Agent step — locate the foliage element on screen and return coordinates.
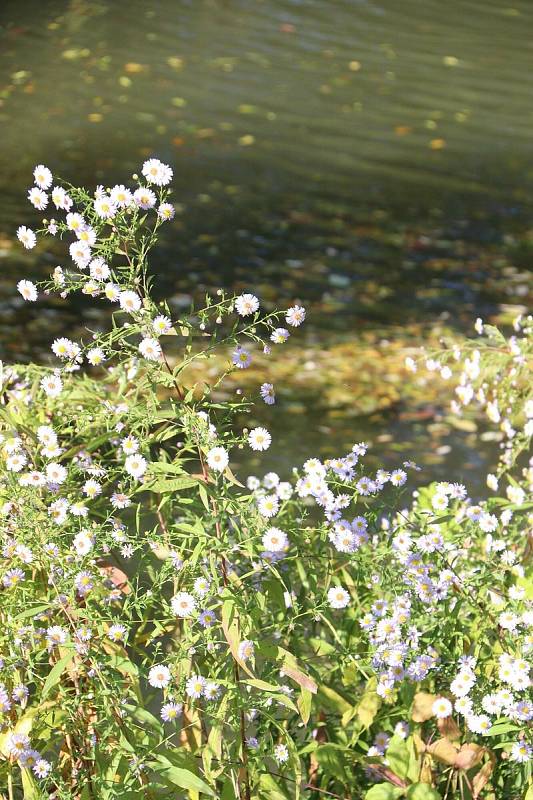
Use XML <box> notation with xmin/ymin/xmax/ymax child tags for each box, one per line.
<box><xmin>0</xmin><ymin>162</ymin><xmax>531</xmax><ymax>799</ymax></box>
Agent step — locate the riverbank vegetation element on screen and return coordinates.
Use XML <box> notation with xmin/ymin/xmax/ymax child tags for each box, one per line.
<box><xmin>1</xmin><ymin>161</ymin><xmax>531</xmax><ymax>799</ymax></box>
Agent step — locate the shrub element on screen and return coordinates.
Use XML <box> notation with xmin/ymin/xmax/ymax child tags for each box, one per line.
<box><xmin>1</xmin><ymin>161</ymin><xmax>531</xmax><ymax>799</ymax></box>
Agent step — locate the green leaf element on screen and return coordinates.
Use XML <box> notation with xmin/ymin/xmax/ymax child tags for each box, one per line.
<box><xmin>20</xmin><ymin>767</ymin><xmax>40</xmax><ymax>799</ymax></box>
<box><xmin>357</xmin><ymin>676</ymin><xmax>381</xmax><ymax>728</ymax></box>
<box><xmin>386</xmin><ymin>734</ymin><xmax>410</xmax><ymax>780</ymax></box>
<box><xmin>486</xmin><ymin>721</ymin><xmax>521</xmax><ymax>737</ymax></box>
<box><xmin>41</xmin><ymin>650</ymin><xmax>76</xmax><ymax>699</ymax></box>
<box><xmin>406</xmin><ymin>785</ymin><xmax>442</xmax><ymax>800</ymax></box>
<box><xmin>365</xmin><ymin>785</ymin><xmax>405</xmax><ymax>799</ymax></box>
<box><xmin>317</xmin><ymin>685</ymin><xmax>351</xmax><ymax>715</ymax></box>
<box><xmin>141</xmin><ymin>476</ymin><xmax>199</xmax><ymax>494</ymax></box>
<box><xmin>298</xmin><ymin>687</ymin><xmax>313</xmax><ymax>724</ymax></box>
<box><xmin>258</xmin><ymin>773</ymin><xmax>291</xmax><ymax>800</ymax></box>
<box><xmin>156</xmin><ymin>765</ymin><xmax>215</xmax><ymax>796</ymax></box>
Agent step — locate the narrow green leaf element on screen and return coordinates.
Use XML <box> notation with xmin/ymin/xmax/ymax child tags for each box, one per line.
<box><xmin>41</xmin><ymin>651</ymin><xmax>76</xmax><ymax>699</ymax></box>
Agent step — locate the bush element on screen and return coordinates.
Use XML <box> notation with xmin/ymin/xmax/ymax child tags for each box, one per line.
<box><xmin>1</xmin><ymin>161</ymin><xmax>531</xmax><ymax>799</ymax></box>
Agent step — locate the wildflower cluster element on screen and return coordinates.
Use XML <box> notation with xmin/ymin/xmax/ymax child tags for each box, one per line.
<box><xmin>1</xmin><ymin>162</ymin><xmax>531</xmax><ymax>799</ymax></box>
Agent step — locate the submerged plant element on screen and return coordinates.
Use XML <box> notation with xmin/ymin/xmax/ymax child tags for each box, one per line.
<box><xmin>0</xmin><ymin>161</ymin><xmax>530</xmax><ymax>799</ymax></box>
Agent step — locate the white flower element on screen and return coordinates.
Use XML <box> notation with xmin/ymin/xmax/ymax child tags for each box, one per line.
<box><xmin>148</xmin><ymin>664</ymin><xmax>171</xmax><ymax>688</ymax></box>
<box><xmin>51</xmin><ymin>337</ymin><xmax>79</xmax><ymax>359</ymax></box>
<box><xmin>89</xmin><ymin>257</ymin><xmax>111</xmax><ymax>282</ymax></box>
<box><xmin>153</xmin><ymin>315</ymin><xmax>172</xmax><ymax>335</ymax></box>
<box><xmin>186</xmin><ymin>674</ymin><xmax>206</xmax><ymax>698</ymax></box>
<box><xmin>193</xmin><ymin>577</ymin><xmax>211</xmax><ymax>597</ymax></box>
<box><xmin>260</xmin><ymin>382</ymin><xmax>275</xmax><ymax>405</ymax></box>
<box><xmin>17</xmin><ymin>226</ymin><xmax>36</xmax><ymax>249</ymax></box>
<box><xmin>73</xmin><ymin>531</ymin><xmax>94</xmax><ymax>556</ymax></box>
<box><xmin>33</xmin><ymin>164</ymin><xmax>53</xmax><ymax>189</ymax></box>
<box><xmin>234</xmin><ymin>294</ymin><xmax>259</xmax><ymax>316</ymax></box>
<box><xmin>40</xmin><ymin>374</ymin><xmax>63</xmax><ymax>397</ymax></box>
<box><xmin>17</xmin><ymin>280</ymin><xmax>38</xmax><ymax>301</ymax></box>
<box><xmin>46</xmin><ymin>462</ymin><xmax>67</xmax><ymax>484</ymax></box>
<box><xmin>28</xmin><ymin>187</ymin><xmax>48</xmax><ymax>210</ymax></box>
<box><xmin>83</xmin><ymin>479</ymin><xmax>102</xmax><ymax>499</ymax></box>
<box><xmin>94</xmin><ymin>195</ymin><xmax>117</xmax><ymax>219</ymax></box>
<box><xmin>87</xmin><ymin>348</ymin><xmax>105</xmax><ymax>366</ymax></box>
<box><xmin>171</xmin><ymin>591</ymin><xmax>196</xmax><ymax>618</ymax></box>
<box><xmin>273</xmin><ymin>743</ymin><xmax>289</xmax><ymax>763</ymax></box>
<box><xmin>206</xmin><ymin>446</ymin><xmax>229</xmax><ymax>472</ymax></box>
<box><xmin>158</xmin><ymin>202</ymin><xmax>175</xmax><ymax>220</ymax></box>
<box><xmin>138</xmin><ymin>337</ymin><xmax>162</xmax><ymax>361</ymax></box>
<box><xmin>390</xmin><ymin>469</ymin><xmax>407</xmax><ymax>487</ymax></box>
<box><xmin>121</xmin><ymin>436</ymin><xmax>139</xmax><ymax>454</ymax></box>
<box><xmin>238</xmin><ymin>640</ymin><xmax>254</xmax><ymax>661</ymax></box>
<box><xmin>432</xmin><ymin>697</ymin><xmax>453</xmax><ymax>719</ymax></box>
<box><xmin>270</xmin><ymin>328</ymin><xmax>289</xmax><ymax>344</ymax></box>
<box><xmin>105</xmin><ymin>283</ymin><xmax>121</xmax><ymax>302</ymax></box>
<box><xmin>110</xmin><ymin>184</ymin><xmax>133</xmax><ymax>208</ymax></box>
<box><xmin>248</xmin><ymin>427</ymin><xmax>271</xmax><ymax>451</ymax></box>
<box><xmin>119</xmin><ymin>290</ymin><xmax>142</xmax><ymax>313</ymax></box>
<box><xmin>142</xmin><ymin>158</ymin><xmax>173</xmax><ymax>186</ymax></box>
<box><xmin>69</xmin><ymin>240</ymin><xmax>91</xmax><ymax>268</ymax></box>
<box><xmin>133</xmin><ymin>187</ymin><xmax>157</xmax><ymax>209</ymax></box>
<box><xmin>51</xmin><ymin>186</ymin><xmax>72</xmax><ymax>211</ymax></box>
<box><xmin>506</xmin><ymin>485</ymin><xmax>525</xmax><ymax>505</ymax></box>
<box><xmin>66</xmin><ymin>212</ymin><xmax>85</xmax><ymax>232</ymax></box>
<box><xmin>257</xmin><ymin>495</ymin><xmax>279</xmax><ymax>518</ymax></box>
<box><xmin>285</xmin><ymin>305</ymin><xmax>306</xmax><ymax>327</ymax></box>
<box><xmin>262</xmin><ymin>527</ymin><xmax>288</xmax><ymax>553</ymax></box>
<box><xmin>510</xmin><ymin>741</ymin><xmax>531</xmax><ymax>763</ymax></box>
<box><xmin>327</xmin><ymin>586</ymin><xmax>350</xmax><ymax>609</ymax></box>
<box><xmin>124</xmin><ymin>454</ymin><xmax>147</xmax><ymax>479</ymax></box>
<box><xmin>6</xmin><ymin>454</ymin><xmax>27</xmax><ymax>472</ymax></box>
<box><xmin>432</xmin><ymin>492</ymin><xmax>449</xmax><ymax>511</ymax></box>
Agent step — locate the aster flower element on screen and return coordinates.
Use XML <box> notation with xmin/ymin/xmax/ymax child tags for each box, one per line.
<box><xmin>285</xmin><ymin>305</ymin><xmax>305</xmax><ymax>327</ymax></box>
<box><xmin>248</xmin><ymin>427</ymin><xmax>271</xmax><ymax>451</ymax></box>
<box><xmin>270</xmin><ymin>328</ymin><xmax>289</xmax><ymax>344</ymax></box>
<box><xmin>17</xmin><ymin>279</ymin><xmax>38</xmax><ymax>301</ymax></box>
<box><xmin>107</xmin><ymin>624</ymin><xmax>127</xmax><ymax>642</ymax></box>
<box><xmin>232</xmin><ymin>348</ymin><xmax>251</xmax><ymax>369</ymax></box>
<box><xmin>94</xmin><ymin>195</ymin><xmax>117</xmax><ymax>219</ymax></box>
<box><xmin>260</xmin><ymin>382</ymin><xmax>275</xmax><ymax>404</ymax></box>
<box><xmin>273</xmin><ymin>743</ymin><xmax>289</xmax><ymax>763</ymax></box>
<box><xmin>234</xmin><ymin>293</ymin><xmax>259</xmax><ymax>316</ymax></box>
<box><xmin>33</xmin><ymin>164</ymin><xmax>53</xmax><ymax>189</ymax></box>
<box><xmin>327</xmin><ymin>586</ymin><xmax>350</xmax><ymax>609</ymax></box>
<box><xmin>28</xmin><ymin>187</ymin><xmax>48</xmax><ymax>210</ymax></box>
<box><xmin>158</xmin><ymin>202</ymin><xmax>175</xmax><ymax>220</ymax></box>
<box><xmin>206</xmin><ymin>446</ymin><xmax>229</xmax><ymax>472</ymax></box>
<box><xmin>148</xmin><ymin>665</ymin><xmax>171</xmax><ymax>688</ymax></box>
<box><xmin>119</xmin><ymin>290</ymin><xmax>142</xmax><ymax>313</ymax></box>
<box><xmin>262</xmin><ymin>527</ymin><xmax>288</xmax><ymax>553</ymax></box>
<box><xmin>17</xmin><ymin>226</ymin><xmax>36</xmax><ymax>249</ymax></box>
<box><xmin>138</xmin><ymin>337</ymin><xmax>162</xmax><ymax>361</ymax></box>
<box><xmin>432</xmin><ymin>697</ymin><xmax>453</xmax><ymax>719</ymax></box>
<box><xmin>186</xmin><ymin>675</ymin><xmax>206</xmax><ymax>699</ymax></box>
<box><xmin>171</xmin><ymin>591</ymin><xmax>196</xmax><ymax>618</ymax></box>
<box><xmin>133</xmin><ymin>187</ymin><xmax>157</xmax><ymax>209</ymax></box>
<box><xmin>142</xmin><ymin>158</ymin><xmax>173</xmax><ymax>186</ymax></box>
<box><xmin>161</xmin><ymin>702</ymin><xmax>182</xmax><ymax>722</ymax></box>
<box><xmin>110</xmin><ymin>184</ymin><xmax>133</xmax><ymax>208</ymax></box>
<box><xmin>124</xmin><ymin>454</ymin><xmax>147</xmax><ymax>479</ymax></box>
<box><xmin>238</xmin><ymin>640</ymin><xmax>255</xmax><ymax>661</ymax></box>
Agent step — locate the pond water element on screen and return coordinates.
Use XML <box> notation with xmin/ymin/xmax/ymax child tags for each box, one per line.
<box><xmin>0</xmin><ymin>0</ymin><xmax>532</xmax><ymax>490</ymax></box>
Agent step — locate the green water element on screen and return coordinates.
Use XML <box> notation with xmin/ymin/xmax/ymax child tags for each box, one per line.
<box><xmin>0</xmin><ymin>0</ymin><xmax>532</xmax><ymax>487</ymax></box>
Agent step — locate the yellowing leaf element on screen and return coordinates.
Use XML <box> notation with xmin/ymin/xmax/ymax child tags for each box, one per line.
<box><xmin>411</xmin><ymin>692</ymin><xmax>436</xmax><ymax>723</ymax></box>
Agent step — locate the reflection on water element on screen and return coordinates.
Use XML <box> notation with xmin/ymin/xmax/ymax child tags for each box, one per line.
<box><xmin>0</xmin><ymin>0</ymin><xmax>532</xmax><ymax>489</ymax></box>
